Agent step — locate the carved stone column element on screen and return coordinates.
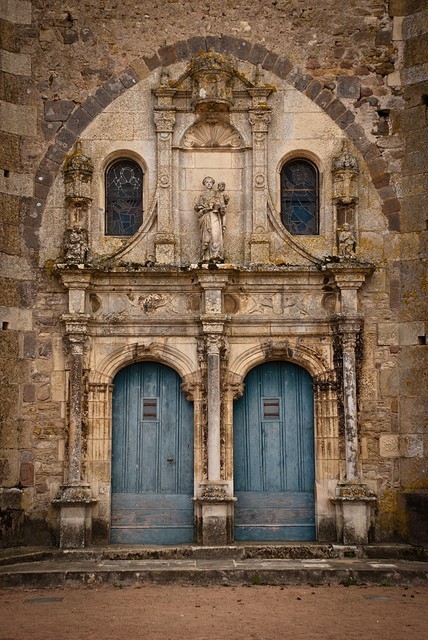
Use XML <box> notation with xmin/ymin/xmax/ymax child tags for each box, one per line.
<box><xmin>195</xmin><ymin>272</ymin><xmax>235</xmax><ymax>544</ymax></box>
<box><xmin>53</xmin><ymin>271</ymin><xmax>95</xmax><ymax>548</ymax></box>
<box><xmin>336</xmin><ymin>318</ymin><xmax>362</xmax><ymax>483</ymax></box>
<box><xmin>326</xmin><ymin>264</ymin><xmax>376</xmax><ymax>544</ymax></box>
<box><xmin>333</xmin><ymin>311</ymin><xmax>376</xmax><ymax>544</ymax></box>
<box><xmin>153</xmin><ymin>84</ymin><xmax>177</xmax><ymax>263</ymax></box>
<box><xmin>248</xmin><ymin>104</ymin><xmax>271</xmax><ymax>262</ymax></box>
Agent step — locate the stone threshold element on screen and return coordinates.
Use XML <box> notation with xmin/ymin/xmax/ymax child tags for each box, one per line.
<box><xmin>0</xmin><ymin>543</ymin><xmax>426</xmax><ymax>566</ymax></box>
<box><xmin>1</xmin><ymin>556</ymin><xmax>428</xmax><ymax>589</ymax></box>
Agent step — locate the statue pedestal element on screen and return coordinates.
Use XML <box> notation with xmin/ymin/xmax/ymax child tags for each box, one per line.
<box><xmin>195</xmin><ymin>482</ymin><xmax>236</xmax><ymax>545</ymax></box>
<box><xmin>53</xmin><ymin>485</ymin><xmax>96</xmax><ymax>549</ymax></box>
<box><xmin>332</xmin><ymin>483</ymin><xmax>376</xmax><ymax>545</ymax></box>
<box><xmin>154</xmin><ymin>233</ymin><xmax>176</xmax><ymax>264</ymax></box>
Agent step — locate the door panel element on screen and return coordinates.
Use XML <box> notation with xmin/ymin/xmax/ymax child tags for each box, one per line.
<box><xmin>234</xmin><ymin>361</ymin><xmax>315</xmax><ymax>541</ymax></box>
<box><xmin>111</xmin><ymin>362</ymin><xmax>194</xmax><ymax>544</ymax></box>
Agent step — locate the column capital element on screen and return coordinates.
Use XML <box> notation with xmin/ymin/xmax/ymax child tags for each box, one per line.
<box><xmin>153</xmin><ymin>109</ymin><xmax>176</xmax><ymax>132</ymax></box>
<box><xmin>324</xmin><ymin>263</ymin><xmax>374</xmax><ymax>289</ymax></box>
<box><xmin>59</xmin><ymin>271</ymin><xmax>92</xmax><ymax>290</ymax></box>
<box><xmin>196</xmin><ymin>272</ymin><xmax>230</xmax><ymax>289</ymax></box>
<box><xmin>334</xmin><ymin>313</ymin><xmax>363</xmax><ymax>337</ymax></box>
<box><xmin>248</xmin><ymin>109</ymin><xmax>272</xmax><ymax>131</ymax></box>
<box><xmin>200</xmin><ymin>316</ymin><xmax>228</xmax><ymax>335</ymax></box>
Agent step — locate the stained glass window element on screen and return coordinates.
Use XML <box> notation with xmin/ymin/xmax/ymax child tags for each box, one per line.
<box><xmin>280</xmin><ymin>159</ymin><xmax>319</xmax><ymax>235</ymax></box>
<box><xmin>105</xmin><ymin>159</ymin><xmax>143</xmax><ymax>236</ymax></box>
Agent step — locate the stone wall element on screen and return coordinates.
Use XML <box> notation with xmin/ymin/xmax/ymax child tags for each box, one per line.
<box><xmin>0</xmin><ymin>0</ymin><xmax>426</xmax><ymax>546</ymax></box>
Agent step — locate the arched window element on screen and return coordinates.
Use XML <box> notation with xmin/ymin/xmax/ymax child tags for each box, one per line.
<box><xmin>105</xmin><ymin>159</ymin><xmax>143</xmax><ymax>236</ymax></box>
<box><xmin>280</xmin><ymin>159</ymin><xmax>319</xmax><ymax>235</ymax></box>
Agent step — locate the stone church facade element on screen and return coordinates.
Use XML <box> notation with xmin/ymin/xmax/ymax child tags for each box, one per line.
<box><xmin>0</xmin><ymin>1</ymin><xmax>426</xmax><ymax>549</ymax></box>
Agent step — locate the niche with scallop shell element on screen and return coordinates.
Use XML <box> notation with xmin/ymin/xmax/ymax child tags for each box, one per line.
<box><xmin>178</xmin><ymin>116</ymin><xmax>247</xmax><ymax>264</ymax></box>
<box><xmin>183</xmin><ymin>119</ymin><xmax>243</xmax><ymax>149</ymax></box>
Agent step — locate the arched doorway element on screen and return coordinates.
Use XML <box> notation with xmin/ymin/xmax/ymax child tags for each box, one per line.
<box><xmin>110</xmin><ymin>361</ymin><xmax>194</xmax><ymax>544</ymax></box>
<box><xmin>234</xmin><ymin>361</ymin><xmax>315</xmax><ymax>541</ymax></box>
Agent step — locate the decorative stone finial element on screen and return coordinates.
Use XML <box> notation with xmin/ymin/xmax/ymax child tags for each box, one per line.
<box><xmin>63</xmin><ymin>139</ymin><xmax>94</xmax><ymax>201</ymax></box>
<box><xmin>190</xmin><ymin>51</ymin><xmax>234</xmax><ymax>112</ymax></box>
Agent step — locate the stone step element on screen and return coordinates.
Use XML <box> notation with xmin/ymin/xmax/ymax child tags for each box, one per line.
<box><xmin>1</xmin><ymin>557</ymin><xmax>427</xmax><ymax>589</ymax></box>
<box><xmin>0</xmin><ymin>543</ymin><xmax>426</xmax><ymax>567</ymax></box>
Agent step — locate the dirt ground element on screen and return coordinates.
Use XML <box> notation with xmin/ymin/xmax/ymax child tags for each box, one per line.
<box><xmin>0</xmin><ymin>584</ymin><xmax>427</xmax><ymax>640</ymax></box>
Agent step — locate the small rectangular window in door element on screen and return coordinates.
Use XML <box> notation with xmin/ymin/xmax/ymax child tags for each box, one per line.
<box><xmin>262</xmin><ymin>398</ymin><xmax>280</xmax><ymax>420</ymax></box>
<box><xmin>142</xmin><ymin>397</ymin><xmax>158</xmax><ymax>421</ymax></box>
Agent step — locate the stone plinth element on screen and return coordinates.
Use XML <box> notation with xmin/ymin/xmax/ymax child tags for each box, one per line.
<box><xmin>195</xmin><ymin>482</ymin><xmax>236</xmax><ymax>545</ymax></box>
<box><xmin>332</xmin><ymin>483</ymin><xmax>376</xmax><ymax>545</ymax></box>
<box><xmin>53</xmin><ymin>485</ymin><xmax>96</xmax><ymax>549</ymax></box>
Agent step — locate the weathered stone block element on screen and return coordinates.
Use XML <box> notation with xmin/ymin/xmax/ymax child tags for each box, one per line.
<box><xmin>66</xmin><ymin>107</ymin><xmax>93</xmax><ymax>136</ymax></box>
<box><xmin>337</xmin><ymin>75</ymin><xmax>361</xmax><ymax>99</ymax></box>
<box><xmin>0</xmin><ymin>0</ymin><xmax>32</xmax><ymax>24</ymax></box>
<box><xmin>0</xmin><ymin>132</ymin><xmax>20</xmax><ymax>172</ymax></box>
<box><xmin>379</xmin><ymin>365</ymin><xmax>399</xmax><ymax>397</ymax></box>
<box><xmin>44</xmin><ymin>100</ymin><xmax>75</xmax><ymax>123</ymax></box>
<box><xmin>22</xmin><ymin>384</ymin><xmax>35</xmax><ymax>402</ymax></box>
<box><xmin>379</xmin><ymin>434</ymin><xmax>400</xmax><ymax>457</ymax></box>
<box><xmin>0</xmin><ymin>101</ymin><xmax>36</xmax><ymax>137</ymax></box>
<box><xmin>23</xmin><ymin>333</ymin><xmax>36</xmax><ymax>358</ymax></box>
<box><xmin>378</xmin><ymin>323</ymin><xmax>399</xmax><ymax>346</ymax></box>
<box><xmin>400</xmin><ymin>434</ymin><xmax>423</xmax><ymax>458</ymax></box>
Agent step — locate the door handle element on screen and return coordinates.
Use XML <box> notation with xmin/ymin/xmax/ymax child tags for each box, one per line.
<box><xmin>167</xmin><ymin>457</ymin><xmax>174</xmax><ymax>463</ymax></box>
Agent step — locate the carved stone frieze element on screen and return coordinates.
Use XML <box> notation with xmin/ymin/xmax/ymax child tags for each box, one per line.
<box><xmin>90</xmin><ymin>292</ymin><xmax>200</xmax><ymax>320</ymax></box>
<box><xmin>237</xmin><ymin>292</ymin><xmax>323</xmax><ymax>317</ymax></box>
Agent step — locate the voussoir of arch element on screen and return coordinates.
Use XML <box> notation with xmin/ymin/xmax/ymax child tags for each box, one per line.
<box><xmin>228</xmin><ymin>339</ymin><xmax>330</xmax><ymax>384</ymax></box>
<box><xmin>35</xmin><ymin>35</ymin><xmax>400</xmax><ymax>251</ymax></box>
<box><xmin>91</xmin><ymin>341</ymin><xmax>198</xmax><ymax>385</ymax></box>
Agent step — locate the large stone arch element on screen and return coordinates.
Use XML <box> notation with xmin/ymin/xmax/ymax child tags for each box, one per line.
<box><xmin>35</xmin><ymin>35</ymin><xmax>400</xmax><ymax>249</ymax></box>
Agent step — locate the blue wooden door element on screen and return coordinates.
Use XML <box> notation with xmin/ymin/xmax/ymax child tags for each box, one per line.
<box><xmin>111</xmin><ymin>362</ymin><xmax>194</xmax><ymax>544</ymax></box>
<box><xmin>234</xmin><ymin>361</ymin><xmax>315</xmax><ymax>541</ymax></box>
